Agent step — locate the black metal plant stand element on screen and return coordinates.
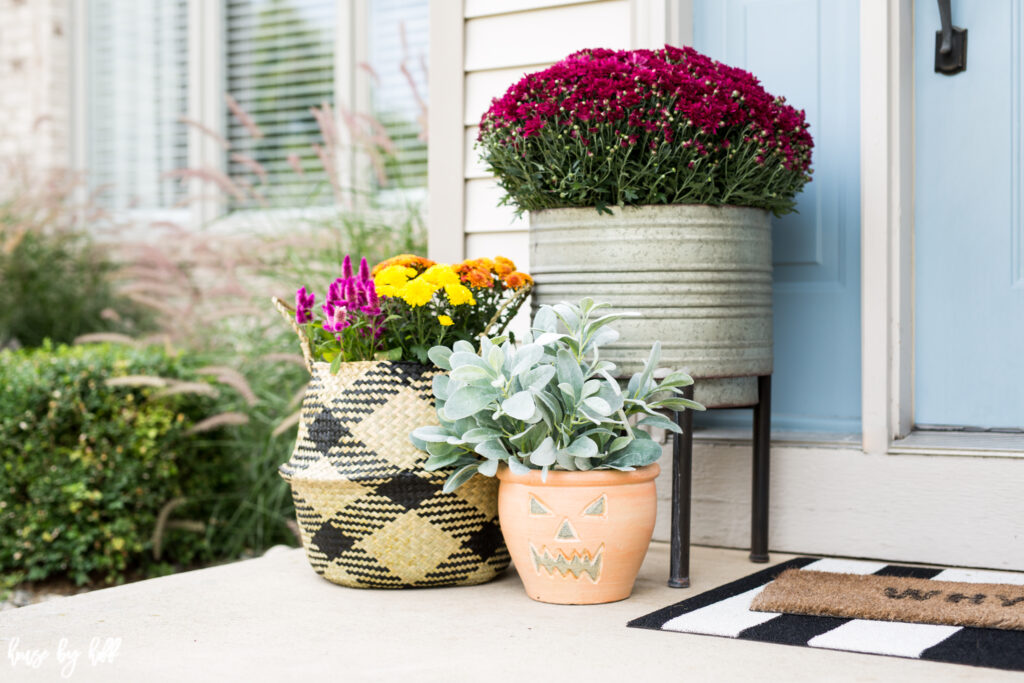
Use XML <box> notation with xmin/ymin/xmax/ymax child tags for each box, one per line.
<box><xmin>668</xmin><ymin>375</ymin><xmax>772</xmax><ymax>588</ymax></box>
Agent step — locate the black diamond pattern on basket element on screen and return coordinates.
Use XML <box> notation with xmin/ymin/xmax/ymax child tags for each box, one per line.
<box><xmin>307</xmin><ymin>410</ymin><xmax>348</xmax><ymax>456</ymax></box>
<box><xmin>282</xmin><ymin>361</ymin><xmax>509</xmax><ymax>588</ymax></box>
<box><xmin>380</xmin><ymin>362</ymin><xmax>434</xmax><ymax>397</ymax></box>
<box><xmin>461</xmin><ymin>520</ymin><xmax>505</xmax><ymax>561</ymax></box>
<box><xmin>311</xmin><ymin>520</ymin><xmax>358</xmax><ymax>561</ymax></box>
<box><xmin>375</xmin><ymin>472</ymin><xmax>443</xmax><ymax>510</ymax></box>
<box><xmin>325</xmin><ymin>440</ymin><xmax>392</xmax><ymax>478</ymax></box>
<box><xmin>337</xmin><ymin>546</ymin><xmax>405</xmax><ymax>587</ymax></box>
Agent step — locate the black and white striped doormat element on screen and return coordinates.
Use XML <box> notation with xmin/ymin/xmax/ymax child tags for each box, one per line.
<box><xmin>628</xmin><ymin>557</ymin><xmax>1024</xmax><ymax>673</ymax></box>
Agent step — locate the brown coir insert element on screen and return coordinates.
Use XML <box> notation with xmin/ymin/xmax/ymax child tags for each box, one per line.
<box><xmin>750</xmin><ymin>569</ymin><xmax>1024</xmax><ymax>631</ymax></box>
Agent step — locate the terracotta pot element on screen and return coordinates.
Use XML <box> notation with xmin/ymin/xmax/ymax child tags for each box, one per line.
<box><xmin>496</xmin><ymin>464</ymin><xmax>660</xmax><ymax>605</ymax></box>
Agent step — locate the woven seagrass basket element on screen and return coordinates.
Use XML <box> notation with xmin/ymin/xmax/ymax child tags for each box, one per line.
<box><xmin>273</xmin><ymin>299</ymin><xmax>510</xmax><ymax>588</ymax></box>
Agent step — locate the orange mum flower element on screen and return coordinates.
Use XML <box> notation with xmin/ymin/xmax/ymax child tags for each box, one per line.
<box><xmin>463</xmin><ymin>267</ymin><xmax>494</xmax><ymax>289</ymax></box>
<box><xmin>493</xmin><ymin>255</ymin><xmax>516</xmax><ymax>277</ymax></box>
<box><xmin>503</xmin><ymin>271</ymin><xmax>533</xmax><ymax>290</ymax></box>
<box><xmin>371</xmin><ymin>254</ymin><xmax>436</xmax><ymax>276</ymax></box>
<box><xmin>454</xmin><ymin>259</ymin><xmax>495</xmax><ymax>288</ymax></box>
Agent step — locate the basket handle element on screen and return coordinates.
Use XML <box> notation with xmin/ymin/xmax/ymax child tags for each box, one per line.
<box><xmin>480</xmin><ymin>282</ymin><xmax>534</xmax><ymax>339</ymax></box>
<box><xmin>272</xmin><ymin>296</ymin><xmax>315</xmax><ymax>374</ymax></box>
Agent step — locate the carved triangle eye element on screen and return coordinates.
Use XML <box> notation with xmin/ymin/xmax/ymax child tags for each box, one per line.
<box><xmin>529</xmin><ymin>495</ymin><xmax>552</xmax><ymax>515</ymax></box>
<box><xmin>582</xmin><ymin>494</ymin><xmax>606</xmax><ymax>516</ymax></box>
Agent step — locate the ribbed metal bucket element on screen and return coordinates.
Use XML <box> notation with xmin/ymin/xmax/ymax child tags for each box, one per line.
<box><xmin>529</xmin><ymin>204</ymin><xmax>772</xmax><ymax>408</ymax></box>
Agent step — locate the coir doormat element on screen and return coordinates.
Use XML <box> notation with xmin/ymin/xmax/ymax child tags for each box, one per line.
<box><xmin>628</xmin><ymin>557</ymin><xmax>1024</xmax><ymax>673</ymax></box>
<box><xmin>751</xmin><ymin>568</ymin><xmax>1024</xmax><ymax>631</ymax></box>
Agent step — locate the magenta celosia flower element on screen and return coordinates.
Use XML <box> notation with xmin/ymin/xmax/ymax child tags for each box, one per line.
<box><xmin>320</xmin><ymin>256</ymin><xmax>384</xmax><ymax>339</ymax></box>
<box><xmin>295</xmin><ymin>286</ymin><xmax>315</xmax><ymax>324</ymax></box>
<box><xmin>321</xmin><ymin>301</ymin><xmax>351</xmax><ymax>333</ymax></box>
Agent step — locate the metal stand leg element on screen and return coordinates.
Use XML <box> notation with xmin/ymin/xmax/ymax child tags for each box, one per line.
<box><xmin>668</xmin><ymin>385</ymin><xmax>694</xmax><ymax>588</ymax></box>
<box><xmin>750</xmin><ymin>375</ymin><xmax>771</xmax><ymax>563</ymax></box>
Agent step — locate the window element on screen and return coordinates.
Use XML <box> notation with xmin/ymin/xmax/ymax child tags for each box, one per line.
<box><xmin>77</xmin><ymin>0</ymin><xmax>428</xmax><ymax>222</ymax></box>
<box><xmin>225</xmin><ymin>0</ymin><xmax>336</xmax><ymax>206</ymax></box>
<box><xmin>85</xmin><ymin>0</ymin><xmax>189</xmax><ymax>216</ymax></box>
<box><xmin>367</xmin><ymin>0</ymin><xmax>428</xmax><ymax>202</ymax></box>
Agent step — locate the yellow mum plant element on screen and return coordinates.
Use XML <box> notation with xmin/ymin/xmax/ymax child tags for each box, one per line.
<box><xmin>369</xmin><ymin>253</ymin><xmax>533</xmax><ymax>364</ymax></box>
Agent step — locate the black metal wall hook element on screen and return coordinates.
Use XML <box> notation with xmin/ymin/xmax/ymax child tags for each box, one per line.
<box><xmin>935</xmin><ymin>0</ymin><xmax>967</xmax><ymax>75</ymax></box>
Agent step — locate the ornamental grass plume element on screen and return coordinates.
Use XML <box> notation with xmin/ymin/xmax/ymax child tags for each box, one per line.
<box><xmin>292</xmin><ymin>253</ymin><xmax>533</xmax><ymax>367</ymax></box>
<box><xmin>477</xmin><ymin>45</ymin><xmax>814</xmax><ymax>216</ymax></box>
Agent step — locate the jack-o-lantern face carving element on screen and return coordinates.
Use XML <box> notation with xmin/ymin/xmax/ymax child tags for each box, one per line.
<box><xmin>527</xmin><ymin>493</ymin><xmax>607</xmax><ymax>582</ymax></box>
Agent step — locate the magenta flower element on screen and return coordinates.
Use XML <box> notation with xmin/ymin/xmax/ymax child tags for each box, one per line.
<box><xmin>319</xmin><ymin>255</ymin><xmax>384</xmax><ymax>340</ymax></box>
<box><xmin>322</xmin><ymin>301</ymin><xmax>352</xmax><ymax>333</ymax></box>
<box><xmin>477</xmin><ymin>45</ymin><xmax>814</xmax><ymax>216</ymax></box>
<box><xmin>295</xmin><ymin>287</ymin><xmax>316</xmax><ymax>324</ymax></box>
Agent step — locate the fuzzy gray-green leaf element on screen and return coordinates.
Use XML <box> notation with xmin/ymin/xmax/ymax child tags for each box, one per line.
<box><xmin>651</xmin><ymin>397</ymin><xmax>706</xmax><ymax>412</ymax></box>
<box><xmin>606</xmin><ymin>438</ymin><xmax>662</xmax><ymax>467</ymax></box>
<box><xmin>638</xmin><ymin>413</ymin><xmax>683</xmax><ymax>433</ymax></box>
<box><xmin>507</xmin><ymin>455</ymin><xmax>531</xmax><ymax>475</ymax></box>
<box><xmin>424</xmin><ymin>451</ymin><xmax>461</xmax><ymax>470</ymax></box>
<box><xmin>450</xmin><ymin>363</ymin><xmax>493</xmax><ymax>383</ymax></box>
<box><xmin>583</xmin><ymin>396</ymin><xmax>612</xmax><ymax>416</ymax></box>
<box><xmin>452</xmin><ymin>340</ymin><xmax>475</xmax><ymax>354</ymax></box>
<box><xmin>501</xmin><ymin>390</ymin><xmax>536</xmax><ymax>421</ymax></box>
<box><xmin>462</xmin><ymin>427</ymin><xmax>502</xmax><ymax>444</ymax></box>
<box><xmin>530</xmin><ymin>436</ymin><xmax>557</xmax><ymax>467</ymax></box>
<box><xmin>474</xmin><ymin>438</ymin><xmax>510</xmax><ymax>461</ymax></box>
<box><xmin>443</xmin><ymin>463</ymin><xmax>481</xmax><ymax>492</ymax></box>
<box><xmin>443</xmin><ymin>386</ymin><xmax>496</xmax><ymax>420</ymax></box>
<box><xmin>511</xmin><ymin>344</ymin><xmax>544</xmax><ymax>375</ymax></box>
<box><xmin>565</xmin><ymin>436</ymin><xmax>598</xmax><ymax>459</ymax></box>
<box><xmin>427</xmin><ymin>345</ymin><xmax>453</xmax><ymax>370</ymax></box>
<box><xmin>522</xmin><ymin>365</ymin><xmax>556</xmax><ymax>392</ymax></box>
<box><xmin>556</xmin><ymin>349</ymin><xmax>584</xmax><ymax>399</ymax></box>
<box><xmin>432</xmin><ymin>374</ymin><xmax>451</xmax><ymax>401</ymax></box>
<box><xmin>411</xmin><ymin>425</ymin><xmax>451</xmax><ymax>443</ymax></box>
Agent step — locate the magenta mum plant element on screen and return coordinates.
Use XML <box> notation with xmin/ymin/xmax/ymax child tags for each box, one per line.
<box><xmin>477</xmin><ymin>46</ymin><xmax>814</xmax><ymax>216</ymax></box>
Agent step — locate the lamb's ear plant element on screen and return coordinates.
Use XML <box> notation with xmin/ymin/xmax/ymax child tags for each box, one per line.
<box><xmin>411</xmin><ymin>298</ymin><xmax>705</xmax><ymax>491</ymax></box>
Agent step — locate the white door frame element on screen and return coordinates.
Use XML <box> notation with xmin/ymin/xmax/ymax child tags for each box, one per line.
<box><xmin>860</xmin><ymin>0</ymin><xmax>915</xmax><ymax>454</ymax></box>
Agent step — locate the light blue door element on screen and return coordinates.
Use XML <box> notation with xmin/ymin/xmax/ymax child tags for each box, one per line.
<box><xmin>915</xmin><ymin>0</ymin><xmax>1024</xmax><ymax>429</ymax></box>
<box><xmin>693</xmin><ymin>0</ymin><xmax>862</xmax><ymax>432</ymax></box>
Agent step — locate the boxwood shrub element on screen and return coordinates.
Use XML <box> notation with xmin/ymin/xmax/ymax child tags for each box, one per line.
<box><xmin>0</xmin><ymin>342</ymin><xmax>232</xmax><ymax>589</ymax></box>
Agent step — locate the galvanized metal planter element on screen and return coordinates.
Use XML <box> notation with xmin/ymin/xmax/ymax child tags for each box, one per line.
<box><xmin>529</xmin><ymin>204</ymin><xmax>772</xmax><ymax>408</ymax></box>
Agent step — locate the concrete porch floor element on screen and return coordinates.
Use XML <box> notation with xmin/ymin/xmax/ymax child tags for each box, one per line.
<box><xmin>1</xmin><ymin>544</ymin><xmax>1019</xmax><ymax>682</ymax></box>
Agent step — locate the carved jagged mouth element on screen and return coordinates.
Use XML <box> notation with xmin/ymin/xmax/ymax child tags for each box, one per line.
<box><xmin>529</xmin><ymin>543</ymin><xmax>604</xmax><ymax>582</ymax></box>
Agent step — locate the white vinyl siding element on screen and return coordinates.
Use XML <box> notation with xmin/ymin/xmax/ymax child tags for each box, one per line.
<box><xmin>461</xmin><ymin>1</ymin><xmax>630</xmax><ymax>244</ymax></box>
<box><xmin>453</xmin><ymin>1</ymin><xmax>631</xmax><ymax>256</ymax></box>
